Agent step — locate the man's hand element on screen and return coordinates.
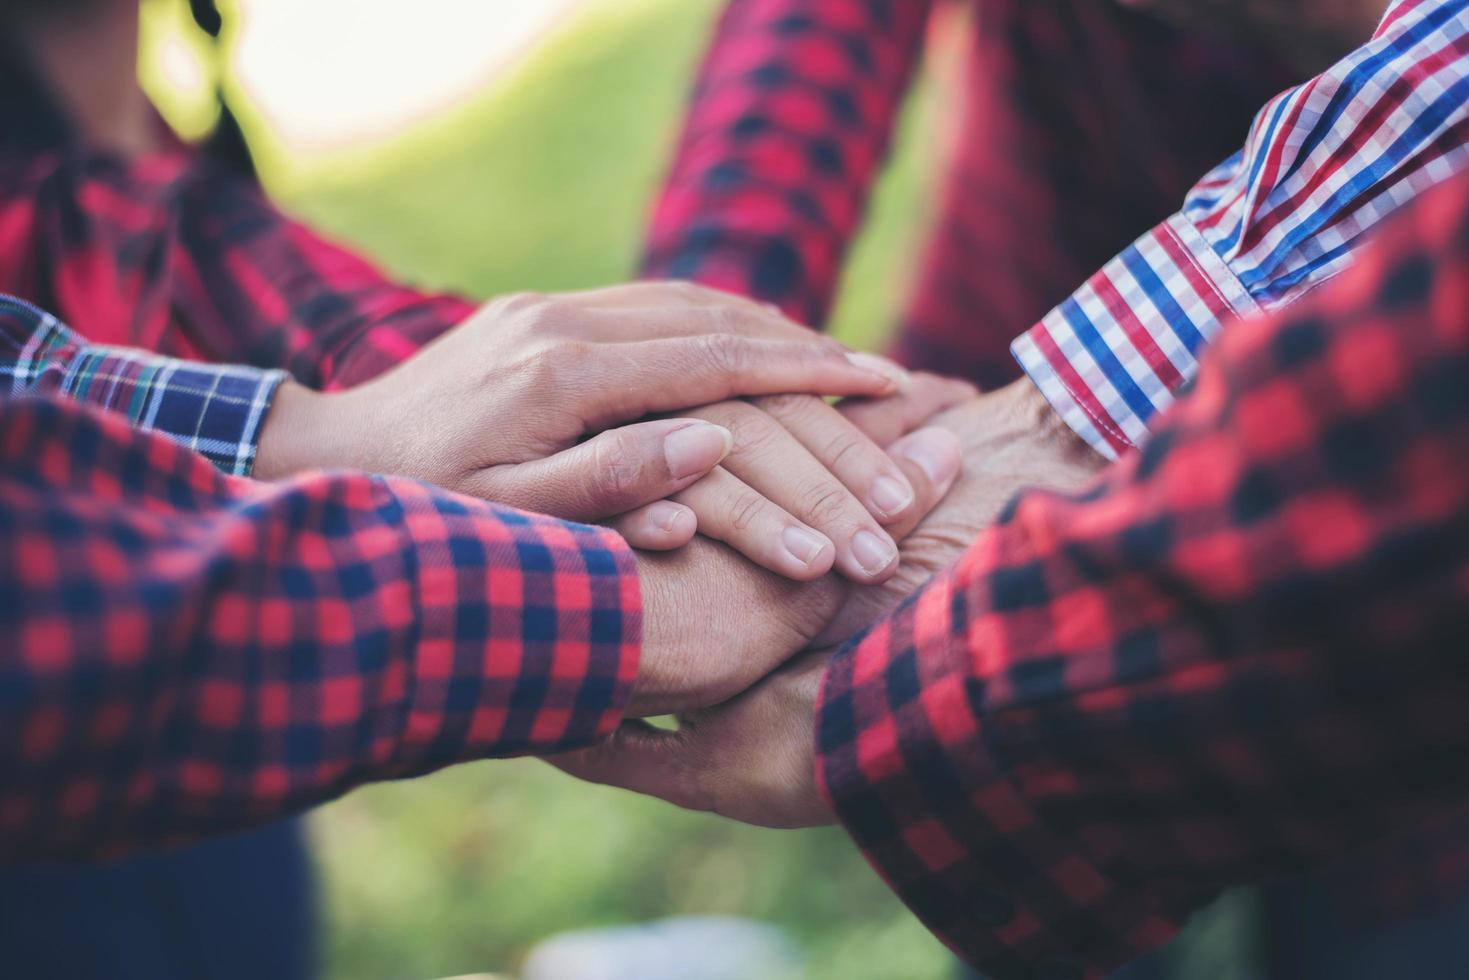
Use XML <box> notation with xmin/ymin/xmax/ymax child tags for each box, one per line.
<box><xmin>652</xmin><ymin>373</ymin><xmax>977</xmax><ymax>584</ymax></box>
<box><xmin>557</xmin><ymin>652</ymin><xmax>836</xmax><ymax>829</ymax></box>
<box><xmin>814</xmin><ymin>378</ymin><xmax>1107</xmax><ymax>647</ymax></box>
<box><xmin>558</xmin><ymin>380</ymin><xmax>1106</xmax><ymax>829</ymax></box>
<box><xmin>624</xmin><ymin>423</ymin><xmax>964</xmax><ymax>718</ymax></box>
<box><xmin>253</xmin><ymin>282</ymin><xmax>915</xmax><ymax>567</ymax></box>
<box><xmin>254</xmin><ymin>282</ymin><xmax>973</xmax><ymax>583</ymax></box>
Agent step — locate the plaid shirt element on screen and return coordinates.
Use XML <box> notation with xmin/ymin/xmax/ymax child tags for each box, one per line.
<box><xmin>0</xmin><ymin>299</ymin><xmax>641</xmax><ymax>862</ymax></box>
<box><xmin>0</xmin><ymin>295</ymin><xmax>285</xmax><ymax>475</ymax></box>
<box><xmin>1016</xmin><ymin>0</ymin><xmax>1469</xmax><ymax>459</ymax></box>
<box><xmin>645</xmin><ymin>0</ymin><xmax>1469</xmax><ymax>453</ymax></box>
<box><xmin>651</xmin><ymin>0</ymin><xmax>1469</xmax><ymax>931</ymax></box>
<box><xmin>643</xmin><ymin>0</ymin><xmax>1297</xmax><ymax>388</ymax></box>
<box><xmin>0</xmin><ymin>44</ymin><xmax>477</xmax><ymax>474</ymax></box>
<box><xmin>0</xmin><ymin>45</ymin><xmax>645</xmax><ymax>861</ymax></box>
<box><xmin>815</xmin><ymin>172</ymin><xmax>1469</xmax><ymax>980</ymax></box>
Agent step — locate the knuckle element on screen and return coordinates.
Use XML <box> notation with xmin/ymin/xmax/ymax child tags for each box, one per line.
<box><xmin>699</xmin><ymin>330</ymin><xmax>749</xmax><ymax>376</ymax></box>
<box><xmin>798</xmin><ymin>482</ymin><xmax>855</xmax><ymax>529</ymax></box>
<box><xmin>727</xmin><ymin>487</ymin><xmax>770</xmax><ymax>532</ymax></box>
<box><xmin>503</xmin><ymin>290</ymin><xmax>544</xmax><ymax>311</ymax></box>
<box><xmin>721</xmin><ymin>407</ymin><xmax>779</xmax><ymax>457</ymax></box>
<box><xmin>591</xmin><ymin>429</ymin><xmax>644</xmax><ymax>502</ymax></box>
<box><xmin>817</xmin><ymin>428</ymin><xmax>869</xmax><ymax>472</ymax></box>
<box><xmin>753</xmin><ymin>392</ymin><xmax>815</xmax><ymax>419</ymax></box>
<box><xmin>672</xmin><ymin>280</ymin><xmax>709</xmax><ymax>303</ymax></box>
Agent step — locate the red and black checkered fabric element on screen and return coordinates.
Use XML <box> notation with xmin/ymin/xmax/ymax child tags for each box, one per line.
<box><xmin>815</xmin><ymin>172</ymin><xmax>1469</xmax><ymax>980</ymax></box>
<box><xmin>643</xmin><ymin>0</ymin><xmax>1293</xmax><ymax>388</ymax></box>
<box><xmin>0</xmin><ymin>383</ymin><xmax>640</xmax><ymax>863</ymax></box>
<box><xmin>0</xmin><ymin>50</ymin><xmax>476</xmax><ymax>391</ymax></box>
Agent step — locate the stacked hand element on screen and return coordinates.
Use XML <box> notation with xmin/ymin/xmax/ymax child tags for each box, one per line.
<box><xmin>559</xmin><ymin>379</ymin><xmax>1108</xmax><ymax>828</ymax></box>
<box><xmin>255</xmin><ymin>278</ymin><xmax>1106</xmax><ymax>829</ymax></box>
<box><xmin>256</xmin><ymin>282</ymin><xmax>973</xmax><ymax>585</ymax></box>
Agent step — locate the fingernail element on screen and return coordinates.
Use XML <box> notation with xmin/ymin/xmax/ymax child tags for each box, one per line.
<box><xmin>647</xmin><ymin>501</ymin><xmax>688</xmax><ymax>534</ymax></box>
<box><xmin>869</xmin><ymin>475</ymin><xmax>914</xmax><ymax>519</ymax></box>
<box><xmin>782</xmin><ymin>526</ymin><xmax>830</xmax><ymax>566</ymax></box>
<box><xmin>846</xmin><ymin>351</ymin><xmax>910</xmax><ymax>389</ymax></box>
<box><xmin>664</xmin><ymin>423</ymin><xmax>733</xmax><ymax>480</ymax></box>
<box><xmin>896</xmin><ymin>428</ymin><xmax>962</xmax><ymax>488</ymax></box>
<box><xmin>851</xmin><ymin>529</ymin><xmax>897</xmax><ymax>577</ymax></box>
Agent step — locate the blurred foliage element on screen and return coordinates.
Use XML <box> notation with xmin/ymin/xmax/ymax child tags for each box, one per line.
<box><xmin>249</xmin><ymin>0</ymin><xmax>936</xmax><ymax>355</ymax></box>
<box><xmin>202</xmin><ymin>1</ymin><xmax>947</xmax><ymax>978</ymax></box>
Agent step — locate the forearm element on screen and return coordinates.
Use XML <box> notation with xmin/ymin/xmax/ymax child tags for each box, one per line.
<box><xmin>643</xmin><ymin>0</ymin><xmax>934</xmax><ymax>325</ymax></box>
<box><xmin>819</xmin><ymin>173</ymin><xmax>1469</xmax><ymax>978</ymax></box>
<box><xmin>0</xmin><ymin>397</ymin><xmax>638</xmax><ymax>862</ymax></box>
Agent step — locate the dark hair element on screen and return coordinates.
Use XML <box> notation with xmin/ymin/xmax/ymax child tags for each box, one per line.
<box><xmin>187</xmin><ymin>0</ymin><xmax>255</xmax><ymax>177</ymax></box>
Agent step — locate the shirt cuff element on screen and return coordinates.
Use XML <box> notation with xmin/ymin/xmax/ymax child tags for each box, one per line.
<box><xmin>1011</xmin><ymin>214</ymin><xmax>1261</xmax><ymax>460</ymax></box>
<box><xmin>815</xmin><ymin>561</ymin><xmax>1175</xmax><ymax>980</ymax></box>
<box><xmin>402</xmin><ymin>505</ymin><xmax>643</xmax><ymax>761</ymax></box>
<box><xmin>7</xmin><ymin>303</ymin><xmax>287</xmax><ymax>476</ymax></box>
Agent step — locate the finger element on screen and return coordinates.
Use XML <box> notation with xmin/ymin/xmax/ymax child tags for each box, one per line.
<box><xmin>672</xmin><ymin>467</ymin><xmax>837</xmax><ymax>582</ymax></box>
<box><xmin>549</xmin><ymin>721</ymin><xmax>708</xmax><ymax>812</ymax></box>
<box><xmin>691</xmin><ymin>401</ymin><xmax>900</xmax><ymax>584</ymax></box>
<box><xmin>752</xmin><ymin>393</ymin><xmax>919</xmax><ymax>526</ymax></box>
<box><xmin>579</xmin><ymin>337</ymin><xmax>906</xmax><ymax>426</ymax></box>
<box><xmin>838</xmin><ymin>371</ymin><xmax>979</xmax><ymax>446</ymax></box>
<box><xmin>880</xmin><ymin>427</ymin><xmax>964</xmax><ymax>542</ymax></box>
<box><xmin>469</xmin><ymin>419</ymin><xmax>732</xmax><ymax>522</ymax></box>
<box><xmin>606</xmin><ymin>501</ymin><xmax>697</xmax><ymax>551</ymax></box>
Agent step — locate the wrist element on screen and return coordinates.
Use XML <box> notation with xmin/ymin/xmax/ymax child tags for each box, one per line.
<box><xmin>628</xmin><ymin>544</ymin><xmax>847</xmax><ymax>718</ymax></box>
<box><xmin>1007</xmin><ymin>377</ymin><xmax>1107</xmax><ymax>469</ymax></box>
<box><xmin>253</xmin><ymin>379</ymin><xmax>336</xmax><ymax>480</ymax></box>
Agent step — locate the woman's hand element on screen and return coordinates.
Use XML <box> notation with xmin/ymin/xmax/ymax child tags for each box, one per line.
<box><xmin>257</xmin><ymin>281</ymin><xmax>974</xmax><ymax>583</ymax></box>
<box><xmin>254</xmin><ymin>281</ymin><xmax>900</xmax><ymax>520</ymax></box>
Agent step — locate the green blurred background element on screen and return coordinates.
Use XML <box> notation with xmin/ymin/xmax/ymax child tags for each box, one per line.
<box><xmin>138</xmin><ymin>1</ymin><xmax>1253</xmax><ymax>977</ymax></box>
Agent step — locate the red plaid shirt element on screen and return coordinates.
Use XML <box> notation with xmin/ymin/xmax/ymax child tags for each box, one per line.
<box><xmin>651</xmin><ymin>0</ymin><xmax>1469</xmax><ymax>934</ymax></box>
<box><xmin>815</xmin><ymin>172</ymin><xmax>1469</xmax><ymax>980</ymax></box>
<box><xmin>0</xmin><ymin>46</ymin><xmax>477</xmax><ymax>408</ymax></box>
<box><xmin>0</xmin><ymin>344</ymin><xmax>640</xmax><ymax>861</ymax></box>
<box><xmin>643</xmin><ymin>0</ymin><xmax>1297</xmax><ymax>388</ymax></box>
<box><xmin>0</xmin><ymin>45</ymin><xmax>643</xmax><ymax>861</ymax></box>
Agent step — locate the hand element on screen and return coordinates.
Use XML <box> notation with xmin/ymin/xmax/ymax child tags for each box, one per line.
<box><xmin>556</xmin><ymin>381</ymin><xmax>1107</xmax><ymax>829</ymax></box>
<box><xmin>813</xmin><ymin>377</ymin><xmax>1107</xmax><ymax>648</ymax></box>
<box><xmin>624</xmin><ymin>423</ymin><xmax>964</xmax><ymax>718</ymax></box>
<box><xmin>555</xmin><ymin>651</ymin><xmax>835</xmax><ymax>829</ymax></box>
<box><xmin>254</xmin><ymin>282</ymin><xmax>901</xmax><ymax>522</ymax></box>
<box><xmin>635</xmin><ymin>372</ymin><xmax>975</xmax><ymax>585</ymax></box>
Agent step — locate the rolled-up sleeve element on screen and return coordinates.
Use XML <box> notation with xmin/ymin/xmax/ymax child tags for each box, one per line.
<box><xmin>0</xmin><ymin>294</ymin><xmax>286</xmax><ymax>476</ymax></box>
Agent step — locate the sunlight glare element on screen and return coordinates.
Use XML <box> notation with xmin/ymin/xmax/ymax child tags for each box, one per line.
<box><xmin>231</xmin><ymin>0</ymin><xmax>583</xmax><ymax>154</ymax></box>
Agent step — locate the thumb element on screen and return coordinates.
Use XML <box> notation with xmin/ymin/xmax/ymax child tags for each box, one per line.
<box><xmin>470</xmin><ymin>419</ymin><xmax>732</xmax><ymax>523</ymax></box>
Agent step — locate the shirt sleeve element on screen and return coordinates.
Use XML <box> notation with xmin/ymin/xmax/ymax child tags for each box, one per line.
<box><xmin>1012</xmin><ymin>0</ymin><xmax>1469</xmax><ymax>459</ymax></box>
<box><xmin>0</xmin><ymin>393</ymin><xmax>640</xmax><ymax>862</ymax></box>
<box><xmin>0</xmin><ymin>294</ymin><xmax>285</xmax><ymax>476</ymax></box>
<box><xmin>641</xmin><ymin>0</ymin><xmax>935</xmax><ymax>327</ymax></box>
<box><xmin>818</xmin><ymin>172</ymin><xmax>1469</xmax><ymax>979</ymax></box>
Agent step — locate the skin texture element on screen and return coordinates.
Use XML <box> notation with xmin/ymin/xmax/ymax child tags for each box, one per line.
<box><xmin>627</xmin><ymin>421</ymin><xmax>965</xmax><ymax>719</ymax></box>
<box><xmin>560</xmin><ymin>380</ymin><xmax>1109</xmax><ymax>828</ymax></box>
<box><xmin>254</xmin><ymin>282</ymin><xmax>964</xmax><ymax>583</ymax></box>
